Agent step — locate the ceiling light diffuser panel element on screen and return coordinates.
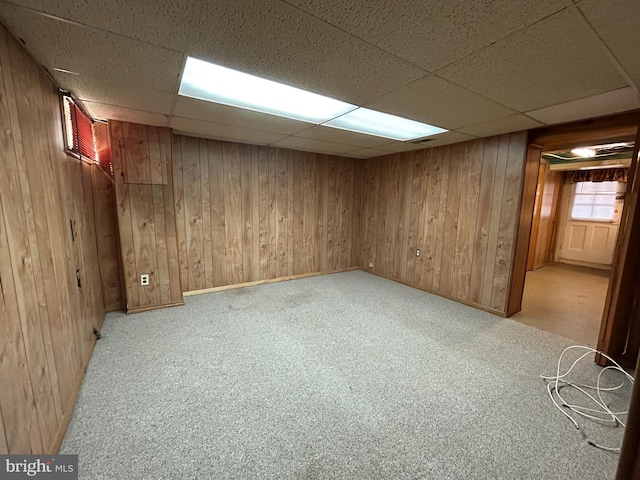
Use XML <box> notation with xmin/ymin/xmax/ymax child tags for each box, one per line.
<box><xmin>180</xmin><ymin>57</ymin><xmax>356</xmax><ymax>124</ymax></box>
<box><xmin>179</xmin><ymin>56</ymin><xmax>447</xmax><ymax>141</ymax></box>
<box><xmin>571</xmin><ymin>147</ymin><xmax>597</xmax><ymax>157</ymax></box>
<box><xmin>323</xmin><ymin>107</ymin><xmax>447</xmax><ymax>141</ymax></box>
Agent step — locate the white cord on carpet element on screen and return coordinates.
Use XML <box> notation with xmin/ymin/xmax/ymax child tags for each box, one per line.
<box><xmin>541</xmin><ymin>345</ymin><xmax>635</xmax><ymax>452</ymax></box>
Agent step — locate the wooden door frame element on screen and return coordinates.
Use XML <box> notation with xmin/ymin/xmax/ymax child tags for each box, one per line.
<box><xmin>526</xmin><ymin>158</ymin><xmax>547</xmax><ymax>271</ymax></box>
<box><xmin>506</xmin><ymin>111</ymin><xmax>640</xmax><ymax>343</ymax></box>
<box><xmin>616</xmin><ymin>350</ymin><xmax>640</xmax><ymax>479</ymax></box>
<box><xmin>596</xmin><ymin>126</ymin><xmax>640</xmax><ymax>368</ymax></box>
<box><xmin>505</xmin><ymin>140</ymin><xmax>541</xmax><ymax>316</ymax></box>
<box><xmin>526</xmin><ymin>159</ymin><xmax>564</xmax><ymax>271</ymax></box>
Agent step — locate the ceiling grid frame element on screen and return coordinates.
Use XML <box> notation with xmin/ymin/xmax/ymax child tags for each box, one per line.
<box><xmin>1</xmin><ymin>0</ymin><xmax>638</xmax><ymax>157</ymax></box>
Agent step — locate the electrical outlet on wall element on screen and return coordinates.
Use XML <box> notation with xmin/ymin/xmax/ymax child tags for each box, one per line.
<box><xmin>140</xmin><ymin>274</ymin><xmax>150</xmax><ymax>286</ymax></box>
<box><xmin>416</xmin><ymin>249</ymin><xmax>421</xmax><ymax>257</ymax></box>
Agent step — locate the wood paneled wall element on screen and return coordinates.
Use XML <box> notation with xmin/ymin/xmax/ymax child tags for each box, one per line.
<box><xmin>91</xmin><ymin>167</ymin><xmax>125</xmax><ymax>311</ymax></box>
<box><xmin>109</xmin><ymin>121</ymin><xmax>183</xmax><ymax>312</ymax></box>
<box><xmin>0</xmin><ymin>25</ymin><xmax>104</xmax><ymax>454</ymax></box>
<box><xmin>173</xmin><ymin>136</ymin><xmax>362</xmax><ymax>292</ymax></box>
<box><xmin>527</xmin><ymin>161</ymin><xmax>563</xmax><ymax>271</ymax></box>
<box><xmin>359</xmin><ymin>133</ymin><xmax>528</xmax><ymax>314</ymax></box>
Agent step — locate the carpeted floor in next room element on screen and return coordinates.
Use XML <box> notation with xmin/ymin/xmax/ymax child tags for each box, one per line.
<box><xmin>61</xmin><ymin>270</ymin><xmax>630</xmax><ymax>479</ymax></box>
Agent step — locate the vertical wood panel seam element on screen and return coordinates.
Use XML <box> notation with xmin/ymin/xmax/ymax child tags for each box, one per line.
<box><xmin>1</xmin><ymin>46</ymin><xmax>47</xmax><ymax>450</ymax></box>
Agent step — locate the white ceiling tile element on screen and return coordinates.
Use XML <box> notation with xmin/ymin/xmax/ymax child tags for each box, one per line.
<box><xmin>375</xmin><ymin>142</ymin><xmax>434</xmax><ymax>153</ymax></box>
<box><xmin>173</xmin><ymin>96</ymin><xmax>310</xmax><ymax>135</ymax></box>
<box><xmin>0</xmin><ymin>3</ymin><xmax>183</xmax><ymax>92</ymax></box>
<box><xmin>457</xmin><ymin>114</ymin><xmax>544</xmax><ymax>137</ymax></box>
<box><xmin>578</xmin><ymin>0</ymin><xmax>640</xmax><ymax>87</ymax></box>
<box><xmin>84</xmin><ymin>102</ymin><xmax>170</xmax><ymax>127</ymax></box>
<box><xmin>283</xmin><ymin>0</ymin><xmax>566</xmax><ymax>71</ymax></box>
<box><xmin>526</xmin><ymin>88</ymin><xmax>640</xmax><ymax>125</ymax></box>
<box><xmin>2</xmin><ymin>0</ymin><xmax>636</xmax><ymax>150</ymax></box>
<box><xmin>377</xmin><ymin>132</ymin><xmax>477</xmax><ymax>152</ymax></box>
<box><xmin>416</xmin><ymin>132</ymin><xmax>478</xmax><ymax>148</ymax></box>
<box><xmin>436</xmin><ymin>9</ymin><xmax>627</xmax><ymax>111</ymax></box>
<box><xmin>346</xmin><ymin>148</ymin><xmax>392</xmax><ymax>159</ymax></box>
<box><xmin>271</xmin><ymin>136</ymin><xmax>360</xmax><ymax>155</ymax></box>
<box><xmin>4</xmin><ymin>0</ymin><xmax>196</xmax><ymax>51</ymax></box>
<box><xmin>52</xmin><ymin>71</ymin><xmax>175</xmax><ymax>114</ymax></box>
<box><xmin>365</xmin><ymin>75</ymin><xmax>517</xmax><ymax>130</ymax></box>
<box><xmin>170</xmin><ymin>117</ymin><xmax>287</xmax><ymax>145</ymax></box>
<box><xmin>293</xmin><ymin>125</ymin><xmax>391</xmax><ymax>148</ymax></box>
<box><xmin>186</xmin><ymin>0</ymin><xmax>426</xmax><ymax>106</ymax></box>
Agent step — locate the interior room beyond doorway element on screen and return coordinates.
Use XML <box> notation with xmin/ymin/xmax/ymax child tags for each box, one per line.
<box><xmin>516</xmin><ymin>141</ymin><xmax>633</xmax><ymax>345</ymax></box>
<box><xmin>514</xmin><ymin>263</ymin><xmax>609</xmax><ymax>345</ymax></box>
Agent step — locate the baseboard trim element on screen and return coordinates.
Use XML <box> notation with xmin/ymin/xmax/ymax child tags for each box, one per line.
<box><xmin>365</xmin><ymin>269</ymin><xmax>507</xmax><ymax>317</ymax></box>
<box><xmin>127</xmin><ymin>300</ymin><xmax>185</xmax><ymax>314</ymax></box>
<box><xmin>47</xmin><ymin>336</ymin><xmax>96</xmax><ymax>454</ymax></box>
<box><xmin>555</xmin><ymin>258</ymin><xmax>611</xmax><ymax>271</ymax></box>
<box><xmin>183</xmin><ymin>267</ymin><xmax>360</xmax><ymax>297</ymax></box>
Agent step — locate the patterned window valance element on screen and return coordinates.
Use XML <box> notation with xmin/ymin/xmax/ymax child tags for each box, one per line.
<box><xmin>568</xmin><ymin>167</ymin><xmax>628</xmax><ymax>183</ymax></box>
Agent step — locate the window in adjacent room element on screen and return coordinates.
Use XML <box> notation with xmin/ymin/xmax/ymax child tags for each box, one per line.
<box><xmin>570</xmin><ymin>181</ymin><xmax>620</xmax><ymax>221</ymax></box>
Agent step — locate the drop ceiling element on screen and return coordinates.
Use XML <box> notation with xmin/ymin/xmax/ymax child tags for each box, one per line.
<box><xmin>1</xmin><ymin>0</ymin><xmax>639</xmax><ymax>158</ymax></box>
<box><xmin>544</xmin><ymin>142</ymin><xmax>634</xmax><ymax>170</ymax></box>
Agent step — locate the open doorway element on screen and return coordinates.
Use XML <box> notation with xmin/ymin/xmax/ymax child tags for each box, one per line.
<box><xmin>513</xmin><ymin>141</ymin><xmax>633</xmax><ymax>346</ymax></box>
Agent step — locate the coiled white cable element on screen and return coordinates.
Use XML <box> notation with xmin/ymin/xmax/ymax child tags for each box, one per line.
<box><xmin>541</xmin><ymin>345</ymin><xmax>635</xmax><ymax>452</ymax></box>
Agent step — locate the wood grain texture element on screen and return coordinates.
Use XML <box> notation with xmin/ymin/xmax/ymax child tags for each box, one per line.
<box><xmin>358</xmin><ymin>133</ymin><xmax>528</xmax><ymax>314</ymax></box>
<box><xmin>2</xmin><ymin>38</ymin><xmax>52</xmax><ymax>453</ymax></box>
<box><xmin>173</xmin><ymin>136</ymin><xmax>362</xmax><ymax>292</ymax></box>
<box><xmin>421</xmin><ymin>149</ymin><xmax>438</xmax><ymax>288</ymax></box>
<box><xmin>350</xmin><ymin>157</ymin><xmax>363</xmax><ymax>276</ymax></box>
<box><xmin>597</xmin><ymin>125</ymin><xmax>640</xmax><ymax>368</ymax></box>
<box><xmin>469</xmin><ymin>137</ymin><xmax>498</xmax><ymax>304</ymax></box>
<box><xmin>452</xmin><ymin>140</ymin><xmax>483</xmax><ymax>299</ymax></box>
<box><xmin>184</xmin><ymin>136</ymin><xmax>205</xmax><ymax>290</ymax></box>
<box><xmin>405</xmin><ymin>151</ymin><xmax>423</xmax><ymax>283</ymax></box>
<box><xmin>439</xmin><ymin>143</ymin><xmax>464</xmax><ymax>296</ymax></box>
<box><xmin>0</xmin><ymin>411</ymin><xmax>7</xmax><ymax>454</ymax></box>
<box><xmin>91</xmin><ymin>168</ymin><xmax>124</xmax><ymax>311</ymax></box>
<box><xmin>527</xmin><ymin>162</ymin><xmax>563</xmax><ymax>271</ymax></box>
<box><xmin>616</xmin><ymin>349</ymin><xmax>640</xmax><ymax>480</ymax></box>
<box><xmin>541</xmin><ymin>171</ymin><xmax>563</xmax><ymax>267</ymax></box>
<box><xmin>0</xmin><ymin>24</ymin><xmax>105</xmax><ymax>453</ymax></box>
<box><xmin>432</xmin><ymin>147</ymin><xmax>450</xmax><ymax>290</ymax></box>
<box><xmin>325</xmin><ymin>156</ymin><xmax>338</xmax><ymax>272</ymax></box>
<box><xmin>109</xmin><ymin>120</ymin><xmax>182</xmax><ymax>311</ymax></box>
<box><xmin>184</xmin><ymin>267</ymin><xmax>359</xmax><ymax>297</ymax></box>
<box><xmin>505</xmin><ymin>140</ymin><xmax>540</xmax><ymax>316</ymax></box>
<box><xmin>224</xmin><ymin>142</ymin><xmax>244</xmax><ymax>284</ymax></box>
<box><xmin>0</xmin><ymin>194</ymin><xmax>37</xmax><ymax>454</ymax></box>
<box><xmin>122</xmin><ymin>123</ymin><xmax>167</xmax><ymax>185</ymax></box>
<box><xmin>526</xmin><ymin>161</ymin><xmax>547</xmax><ymax>271</ymax></box>
<box><xmin>531</xmin><ymin>111</ymin><xmax>639</xmax><ymax>152</ymax></box>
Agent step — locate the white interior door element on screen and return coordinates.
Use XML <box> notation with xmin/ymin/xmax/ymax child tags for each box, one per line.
<box><xmin>557</xmin><ymin>180</ymin><xmax>624</xmax><ymax>267</ymax></box>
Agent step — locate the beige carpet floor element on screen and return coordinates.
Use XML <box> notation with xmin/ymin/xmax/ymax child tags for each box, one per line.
<box><xmin>514</xmin><ymin>262</ymin><xmax>610</xmax><ymax>346</ymax></box>
<box><xmin>61</xmin><ymin>270</ymin><xmax>627</xmax><ymax>479</ymax></box>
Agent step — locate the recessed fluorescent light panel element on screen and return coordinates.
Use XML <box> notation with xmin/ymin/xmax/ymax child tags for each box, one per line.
<box><xmin>179</xmin><ymin>56</ymin><xmax>356</xmax><ymax>124</ymax></box>
<box><xmin>179</xmin><ymin>56</ymin><xmax>448</xmax><ymax>141</ymax></box>
<box><xmin>323</xmin><ymin>107</ymin><xmax>447</xmax><ymax>141</ymax></box>
<box><xmin>571</xmin><ymin>147</ymin><xmax>597</xmax><ymax>157</ymax></box>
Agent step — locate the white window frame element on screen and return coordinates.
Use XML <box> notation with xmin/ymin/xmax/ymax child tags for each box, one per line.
<box><xmin>569</xmin><ymin>180</ymin><xmax>620</xmax><ymax>222</ymax></box>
